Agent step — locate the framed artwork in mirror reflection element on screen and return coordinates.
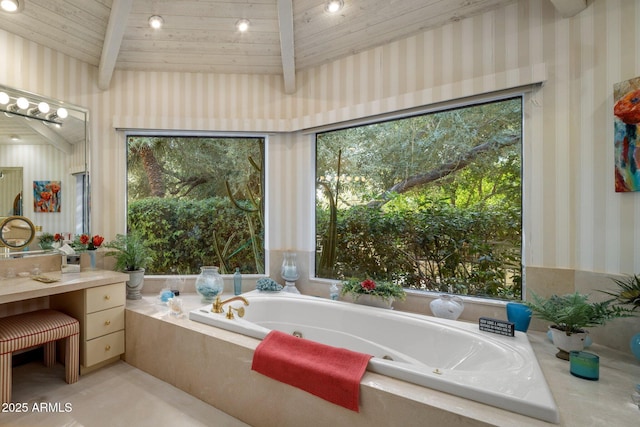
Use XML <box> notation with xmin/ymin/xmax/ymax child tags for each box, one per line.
<box><xmin>33</xmin><ymin>180</ymin><xmax>61</xmax><ymax>212</ymax></box>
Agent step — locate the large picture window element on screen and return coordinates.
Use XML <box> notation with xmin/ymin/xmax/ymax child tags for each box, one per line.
<box><xmin>126</xmin><ymin>135</ymin><xmax>265</xmax><ymax>275</ymax></box>
<box><xmin>315</xmin><ymin>97</ymin><xmax>522</xmax><ymax>299</ymax></box>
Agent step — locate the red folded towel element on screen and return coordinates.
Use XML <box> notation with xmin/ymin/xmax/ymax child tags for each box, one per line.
<box><xmin>251</xmin><ymin>330</ymin><xmax>372</xmax><ymax>412</ymax></box>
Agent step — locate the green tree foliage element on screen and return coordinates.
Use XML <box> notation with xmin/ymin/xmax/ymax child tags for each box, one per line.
<box><xmin>126</xmin><ymin>136</ymin><xmax>264</xmax><ymax>274</ymax></box>
<box><xmin>128</xmin><ymin>136</ymin><xmax>261</xmax><ymax>201</ymax></box>
<box><xmin>316</xmin><ymin>97</ymin><xmax>522</xmax><ymax>299</ymax></box>
<box><xmin>128</xmin><ymin>197</ymin><xmax>261</xmax><ymax>274</ymax></box>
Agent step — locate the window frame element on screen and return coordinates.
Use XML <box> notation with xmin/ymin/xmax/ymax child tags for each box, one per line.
<box><xmin>123</xmin><ymin>130</ymin><xmax>269</xmax><ymax>276</ymax></box>
<box><xmin>310</xmin><ymin>90</ymin><xmax>527</xmax><ymax>299</ymax></box>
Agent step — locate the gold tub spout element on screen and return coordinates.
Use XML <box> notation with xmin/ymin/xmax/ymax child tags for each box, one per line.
<box><xmin>212</xmin><ymin>295</ymin><xmax>249</xmax><ymax>314</ymax></box>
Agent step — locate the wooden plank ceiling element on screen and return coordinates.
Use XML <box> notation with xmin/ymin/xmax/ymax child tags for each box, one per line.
<box><xmin>0</xmin><ymin>0</ymin><xmax>585</xmax><ymax>94</ymax></box>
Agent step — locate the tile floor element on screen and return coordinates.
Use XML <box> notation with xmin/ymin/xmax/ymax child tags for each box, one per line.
<box><xmin>2</xmin><ymin>360</ymin><xmax>250</xmax><ymax>427</ymax></box>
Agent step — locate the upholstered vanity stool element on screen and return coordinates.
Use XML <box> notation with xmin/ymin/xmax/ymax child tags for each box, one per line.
<box><xmin>0</xmin><ymin>309</ymin><xmax>80</xmax><ymax>404</ymax></box>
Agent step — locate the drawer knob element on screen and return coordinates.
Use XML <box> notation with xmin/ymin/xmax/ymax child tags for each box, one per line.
<box><xmin>105</xmin><ymin>345</ymin><xmax>111</xmax><ymax>352</ymax></box>
<box><xmin>104</xmin><ymin>295</ymin><xmax>111</xmax><ymax>300</ymax></box>
<box><xmin>104</xmin><ymin>320</ymin><xmax>111</xmax><ymax>326</ymax></box>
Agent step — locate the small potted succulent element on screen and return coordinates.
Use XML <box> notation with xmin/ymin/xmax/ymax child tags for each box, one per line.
<box><xmin>526</xmin><ymin>291</ymin><xmax>635</xmax><ymax>359</ymax></box>
<box><xmin>340</xmin><ymin>278</ymin><xmax>406</xmax><ymax>309</ymax></box>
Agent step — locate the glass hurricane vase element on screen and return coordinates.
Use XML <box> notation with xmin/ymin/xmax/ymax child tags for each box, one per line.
<box><xmin>281</xmin><ymin>252</ymin><xmax>300</xmax><ymax>282</ymax></box>
<box><xmin>195</xmin><ymin>266</ymin><xmax>224</xmax><ymax>303</ymax></box>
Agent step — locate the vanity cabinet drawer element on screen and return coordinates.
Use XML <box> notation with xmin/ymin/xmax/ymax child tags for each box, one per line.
<box><xmin>50</xmin><ymin>281</ymin><xmax>126</xmax><ymax>373</ymax></box>
<box><xmin>86</xmin><ymin>306</ymin><xmax>125</xmax><ymax>340</ymax></box>
<box><xmin>85</xmin><ymin>330</ymin><xmax>125</xmax><ymax>367</ymax></box>
<box><xmin>86</xmin><ymin>282</ymin><xmax>126</xmax><ymax>313</ymax></box>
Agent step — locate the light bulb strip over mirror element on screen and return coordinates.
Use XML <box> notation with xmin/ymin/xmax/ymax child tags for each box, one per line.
<box><xmin>0</xmin><ymin>83</ymin><xmax>91</xmax><ymax>258</ymax></box>
<box><xmin>0</xmin><ymin>91</ymin><xmax>67</xmax><ymax>126</ymax></box>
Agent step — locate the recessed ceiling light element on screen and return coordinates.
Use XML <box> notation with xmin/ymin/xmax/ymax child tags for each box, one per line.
<box><xmin>325</xmin><ymin>0</ymin><xmax>344</xmax><ymax>14</ymax></box>
<box><xmin>236</xmin><ymin>18</ymin><xmax>250</xmax><ymax>32</ymax></box>
<box><xmin>148</xmin><ymin>15</ymin><xmax>164</xmax><ymax>29</ymax></box>
<box><xmin>0</xmin><ymin>0</ymin><xmax>22</xmax><ymax>13</ymax></box>
<box><xmin>10</xmin><ymin>135</ymin><xmax>21</xmax><ymax>142</ymax></box>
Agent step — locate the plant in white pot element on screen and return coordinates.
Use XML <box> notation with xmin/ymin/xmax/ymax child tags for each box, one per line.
<box><xmin>104</xmin><ymin>232</ymin><xmax>153</xmax><ymax>300</ymax></box>
<box><xmin>340</xmin><ymin>278</ymin><xmax>406</xmax><ymax>309</ymax></box>
<box><xmin>526</xmin><ymin>291</ymin><xmax>635</xmax><ymax>360</ymax></box>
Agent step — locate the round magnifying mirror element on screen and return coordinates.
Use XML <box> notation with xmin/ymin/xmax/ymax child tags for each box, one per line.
<box><xmin>0</xmin><ymin>215</ymin><xmax>36</xmax><ymax>250</ymax></box>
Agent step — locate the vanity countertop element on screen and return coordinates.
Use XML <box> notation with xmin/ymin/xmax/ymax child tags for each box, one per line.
<box><xmin>0</xmin><ymin>269</ymin><xmax>129</xmax><ymax>304</ymax></box>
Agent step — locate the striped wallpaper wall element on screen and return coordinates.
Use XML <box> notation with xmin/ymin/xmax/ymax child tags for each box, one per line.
<box><xmin>1</xmin><ymin>0</ymin><xmax>639</xmax><ymax>278</ymax></box>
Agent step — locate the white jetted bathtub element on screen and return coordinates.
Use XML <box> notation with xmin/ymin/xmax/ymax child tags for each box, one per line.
<box><xmin>189</xmin><ymin>291</ymin><xmax>559</xmax><ymax>423</ymax></box>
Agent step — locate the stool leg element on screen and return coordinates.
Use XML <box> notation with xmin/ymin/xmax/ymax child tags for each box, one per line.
<box><xmin>43</xmin><ymin>341</ymin><xmax>56</xmax><ymax>367</ymax></box>
<box><xmin>64</xmin><ymin>334</ymin><xmax>79</xmax><ymax>384</ymax></box>
<box><xmin>1</xmin><ymin>353</ymin><xmax>11</xmax><ymax>404</ymax></box>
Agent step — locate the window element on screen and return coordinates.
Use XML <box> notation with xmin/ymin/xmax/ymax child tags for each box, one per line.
<box><xmin>74</xmin><ymin>171</ymin><xmax>89</xmax><ymax>235</ymax></box>
<box><xmin>315</xmin><ymin>97</ymin><xmax>522</xmax><ymax>299</ymax></box>
<box><xmin>126</xmin><ymin>135</ymin><xmax>265</xmax><ymax>275</ymax></box>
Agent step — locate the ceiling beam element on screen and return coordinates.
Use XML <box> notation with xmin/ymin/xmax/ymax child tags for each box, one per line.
<box><xmin>548</xmin><ymin>0</ymin><xmax>587</xmax><ymax>18</ymax></box>
<box><xmin>277</xmin><ymin>0</ymin><xmax>296</xmax><ymax>94</ymax></box>
<box><xmin>98</xmin><ymin>0</ymin><xmax>134</xmax><ymax>91</ymax></box>
<box><xmin>22</xmin><ymin>121</ymin><xmax>72</xmax><ymax>154</ymax></box>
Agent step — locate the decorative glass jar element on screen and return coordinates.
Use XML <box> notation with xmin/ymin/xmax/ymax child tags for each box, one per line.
<box><xmin>429</xmin><ymin>294</ymin><xmax>464</xmax><ymax>320</ymax></box>
<box><xmin>195</xmin><ymin>266</ymin><xmax>224</xmax><ymax>303</ymax></box>
<box><xmin>280</xmin><ymin>252</ymin><xmax>300</xmax><ymax>282</ymax></box>
<box><xmin>280</xmin><ymin>252</ymin><xmax>300</xmax><ymax>294</ymax></box>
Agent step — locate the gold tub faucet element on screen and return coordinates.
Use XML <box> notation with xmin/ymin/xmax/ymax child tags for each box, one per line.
<box><xmin>212</xmin><ymin>295</ymin><xmax>249</xmax><ymax>314</ymax></box>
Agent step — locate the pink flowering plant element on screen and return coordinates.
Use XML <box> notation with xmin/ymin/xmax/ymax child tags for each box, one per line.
<box><xmin>340</xmin><ymin>278</ymin><xmax>406</xmax><ymax>302</ymax></box>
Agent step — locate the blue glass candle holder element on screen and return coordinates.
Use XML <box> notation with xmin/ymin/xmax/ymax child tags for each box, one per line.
<box><xmin>569</xmin><ymin>351</ymin><xmax>599</xmax><ymax>381</ymax></box>
<box><xmin>506</xmin><ymin>302</ymin><xmax>532</xmax><ymax>332</ymax></box>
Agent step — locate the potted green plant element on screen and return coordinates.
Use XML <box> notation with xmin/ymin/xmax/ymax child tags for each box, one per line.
<box><xmin>603</xmin><ymin>274</ymin><xmax>640</xmax><ymax>310</ymax></box>
<box><xmin>602</xmin><ymin>274</ymin><xmax>640</xmax><ymax>359</ymax></box>
<box><xmin>526</xmin><ymin>291</ymin><xmax>635</xmax><ymax>359</ymax></box>
<box><xmin>340</xmin><ymin>278</ymin><xmax>406</xmax><ymax>309</ymax></box>
<box><xmin>38</xmin><ymin>232</ymin><xmax>55</xmax><ymax>250</ymax></box>
<box><xmin>104</xmin><ymin>232</ymin><xmax>153</xmax><ymax>300</ymax></box>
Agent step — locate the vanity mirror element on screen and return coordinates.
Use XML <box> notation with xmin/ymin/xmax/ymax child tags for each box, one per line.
<box><xmin>0</xmin><ymin>215</ymin><xmax>35</xmax><ymax>250</ymax></box>
<box><xmin>0</xmin><ymin>84</ymin><xmax>89</xmax><ymax>255</ymax></box>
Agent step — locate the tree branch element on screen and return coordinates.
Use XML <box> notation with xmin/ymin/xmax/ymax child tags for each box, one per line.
<box><xmin>368</xmin><ymin>134</ymin><xmax>520</xmax><ymax>208</ymax></box>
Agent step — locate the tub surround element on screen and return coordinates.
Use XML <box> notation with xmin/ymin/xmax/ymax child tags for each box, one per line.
<box><xmin>126</xmin><ymin>294</ymin><xmax>640</xmax><ymax>427</ymax></box>
<box><xmin>190</xmin><ymin>292</ymin><xmax>559</xmax><ymax>423</ymax></box>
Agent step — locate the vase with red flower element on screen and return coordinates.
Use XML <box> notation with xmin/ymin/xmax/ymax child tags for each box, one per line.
<box><xmin>79</xmin><ymin>233</ymin><xmax>104</xmax><ymax>270</ymax></box>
